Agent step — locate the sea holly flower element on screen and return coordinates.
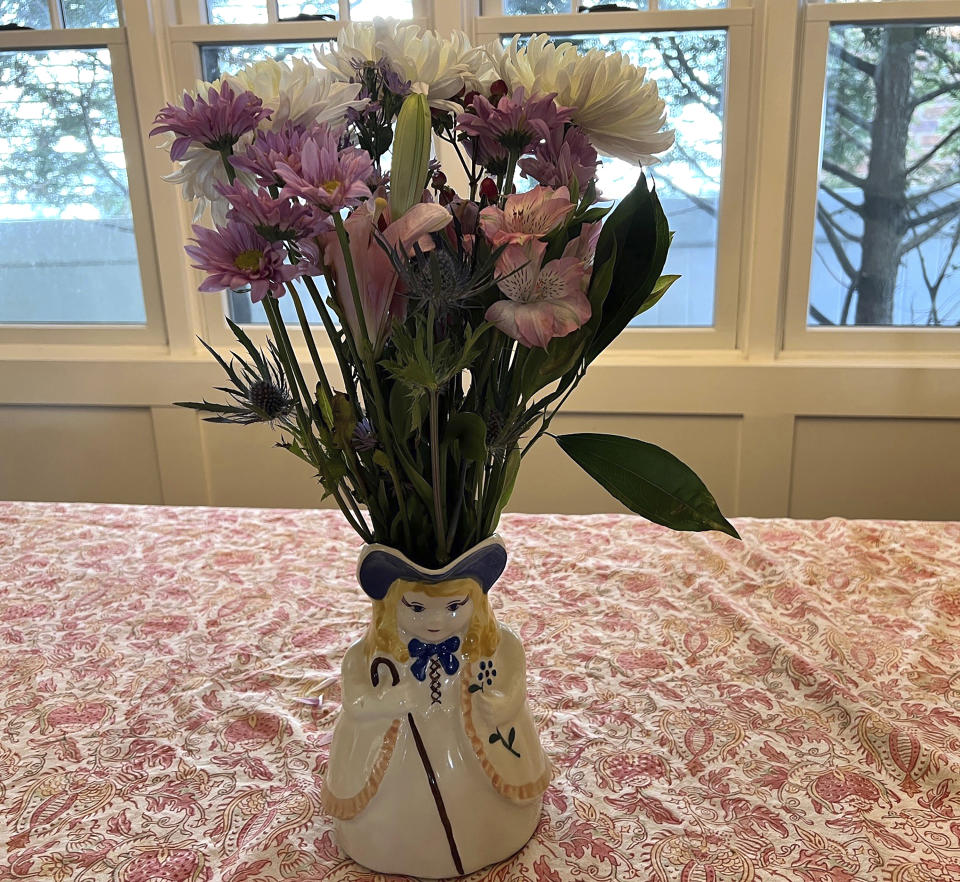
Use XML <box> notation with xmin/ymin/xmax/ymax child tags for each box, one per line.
<box><xmin>457</xmin><ymin>87</ymin><xmax>573</xmax><ymax>156</ymax></box>
<box><xmin>185</xmin><ymin>220</ymin><xmax>305</xmax><ymax>303</ymax></box>
<box><xmin>519</xmin><ymin>125</ymin><xmax>598</xmax><ymax>193</ymax></box>
<box><xmin>486</xmin><ymin>238</ymin><xmax>591</xmax><ymax>349</ymax></box>
<box><xmin>151</xmin><ymin>82</ymin><xmax>271</xmax><ymax>162</ymax></box>
<box><xmin>276</xmin><ymin>129</ymin><xmax>374</xmax><ymax>214</ymax></box>
<box><xmin>479</xmin><ymin>185</ymin><xmax>574</xmax><ymax>248</ymax></box>
<box><xmin>321</xmin><ymin>199</ymin><xmax>451</xmax><ymax>353</ymax></box>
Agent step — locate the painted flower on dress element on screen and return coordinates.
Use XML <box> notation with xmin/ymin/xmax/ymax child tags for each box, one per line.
<box><xmin>486</xmin><ymin>238</ymin><xmax>591</xmax><ymax>349</ymax></box>
<box><xmin>185</xmin><ymin>220</ymin><xmax>306</xmax><ymax>303</ymax></box>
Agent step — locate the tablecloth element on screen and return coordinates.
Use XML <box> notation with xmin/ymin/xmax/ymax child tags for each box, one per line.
<box><xmin>1</xmin><ymin>502</ymin><xmax>959</xmax><ymax>882</ymax></box>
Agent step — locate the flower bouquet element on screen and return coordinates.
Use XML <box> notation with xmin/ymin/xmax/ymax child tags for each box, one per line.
<box><xmin>153</xmin><ymin>20</ymin><xmax>737</xmax><ymax>877</ymax></box>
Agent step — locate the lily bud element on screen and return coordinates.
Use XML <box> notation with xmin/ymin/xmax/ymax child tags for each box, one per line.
<box><xmin>389</xmin><ymin>92</ymin><xmax>432</xmax><ymax>221</ymax></box>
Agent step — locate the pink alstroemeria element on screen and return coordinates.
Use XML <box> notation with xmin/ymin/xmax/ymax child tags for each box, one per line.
<box><xmin>151</xmin><ymin>82</ymin><xmax>271</xmax><ymax>162</ymax></box>
<box><xmin>486</xmin><ymin>238</ymin><xmax>591</xmax><ymax>350</ymax></box>
<box><xmin>479</xmin><ymin>185</ymin><xmax>574</xmax><ymax>248</ymax></box>
<box><xmin>185</xmin><ymin>220</ymin><xmax>305</xmax><ymax>303</ymax></box>
<box><xmin>276</xmin><ymin>128</ymin><xmax>374</xmax><ymax>214</ymax></box>
<box><xmin>519</xmin><ymin>125</ymin><xmax>599</xmax><ymax>193</ymax></box>
<box><xmin>321</xmin><ymin>200</ymin><xmax>451</xmax><ymax>353</ymax></box>
<box><xmin>457</xmin><ymin>87</ymin><xmax>573</xmax><ymax>156</ymax></box>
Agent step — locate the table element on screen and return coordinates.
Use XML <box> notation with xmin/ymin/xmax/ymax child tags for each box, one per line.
<box><xmin>1</xmin><ymin>503</ymin><xmax>959</xmax><ymax>881</ymax></box>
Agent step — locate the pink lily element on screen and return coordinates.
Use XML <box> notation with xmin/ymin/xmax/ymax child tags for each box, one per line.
<box><xmin>486</xmin><ymin>238</ymin><xmax>591</xmax><ymax>349</ymax></box>
<box><xmin>322</xmin><ymin>199</ymin><xmax>451</xmax><ymax>353</ymax></box>
<box><xmin>479</xmin><ymin>185</ymin><xmax>574</xmax><ymax>248</ymax></box>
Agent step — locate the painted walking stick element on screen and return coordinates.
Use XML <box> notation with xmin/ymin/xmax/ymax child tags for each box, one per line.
<box><xmin>370</xmin><ymin>657</ymin><xmax>464</xmax><ymax>875</ymax></box>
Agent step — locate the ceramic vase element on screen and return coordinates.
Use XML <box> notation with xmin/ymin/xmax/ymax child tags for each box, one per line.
<box><xmin>321</xmin><ymin>535</ymin><xmax>551</xmax><ymax>878</ymax></box>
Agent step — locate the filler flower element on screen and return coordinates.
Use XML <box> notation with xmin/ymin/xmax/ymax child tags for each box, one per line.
<box><xmin>487</xmin><ymin>238</ymin><xmax>591</xmax><ymax>349</ymax></box>
<box><xmin>489</xmin><ymin>35</ymin><xmax>675</xmax><ymax>164</ymax></box>
<box><xmin>276</xmin><ymin>129</ymin><xmax>374</xmax><ymax>213</ymax></box>
<box><xmin>519</xmin><ymin>124</ymin><xmax>598</xmax><ymax>192</ymax></box>
<box><xmin>458</xmin><ymin>87</ymin><xmax>572</xmax><ymax>155</ymax></box>
<box><xmin>185</xmin><ymin>220</ymin><xmax>305</xmax><ymax>303</ymax></box>
<box><xmin>151</xmin><ymin>82</ymin><xmax>271</xmax><ymax>161</ymax></box>
<box><xmin>479</xmin><ymin>185</ymin><xmax>574</xmax><ymax>248</ymax></box>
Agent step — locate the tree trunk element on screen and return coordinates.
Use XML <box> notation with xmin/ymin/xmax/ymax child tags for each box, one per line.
<box><xmin>854</xmin><ymin>27</ymin><xmax>922</xmax><ymax>325</ymax></box>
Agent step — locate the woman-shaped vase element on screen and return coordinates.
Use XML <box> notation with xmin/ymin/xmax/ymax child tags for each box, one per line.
<box><xmin>322</xmin><ymin>536</ymin><xmax>551</xmax><ymax>877</ymax></box>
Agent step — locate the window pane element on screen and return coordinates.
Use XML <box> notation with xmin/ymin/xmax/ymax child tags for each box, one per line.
<box><xmin>538</xmin><ymin>31</ymin><xmax>726</xmax><ymax>327</ymax></box>
<box><xmin>503</xmin><ymin>0</ymin><xmax>571</xmax><ymax>11</ymax></box>
<box><xmin>277</xmin><ymin>0</ymin><xmax>337</xmax><ymax>20</ymax></box>
<box><xmin>207</xmin><ymin>0</ymin><xmax>266</xmax><ymax>25</ymax></box>
<box><xmin>61</xmin><ymin>0</ymin><xmax>119</xmax><ymax>28</ymax></box>
<box><xmin>349</xmin><ymin>0</ymin><xmax>412</xmax><ymax>19</ymax></box>
<box><xmin>0</xmin><ymin>0</ymin><xmax>50</xmax><ymax>28</ymax></box>
<box><xmin>0</xmin><ymin>48</ymin><xmax>146</xmax><ymax>323</ymax></box>
<box><xmin>580</xmin><ymin>0</ymin><xmax>644</xmax><ymax>9</ymax></box>
<box><xmin>658</xmin><ymin>0</ymin><xmax>725</xmax><ymax>9</ymax></box>
<box><xmin>199</xmin><ymin>42</ymin><xmax>326</xmax><ymax>81</ymax></box>
<box><xmin>809</xmin><ymin>24</ymin><xmax>960</xmax><ymax>327</ymax></box>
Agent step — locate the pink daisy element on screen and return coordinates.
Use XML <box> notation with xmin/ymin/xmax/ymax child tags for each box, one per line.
<box><xmin>457</xmin><ymin>88</ymin><xmax>573</xmax><ymax>155</ymax></box>
<box><xmin>519</xmin><ymin>125</ymin><xmax>599</xmax><ymax>192</ymax></box>
<box><xmin>151</xmin><ymin>82</ymin><xmax>271</xmax><ymax>162</ymax></box>
<box><xmin>185</xmin><ymin>220</ymin><xmax>304</xmax><ymax>303</ymax></box>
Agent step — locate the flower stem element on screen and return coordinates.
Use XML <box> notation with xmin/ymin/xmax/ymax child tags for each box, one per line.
<box><xmin>429</xmin><ymin>388</ymin><xmax>447</xmax><ymax>562</ymax></box>
<box><xmin>332</xmin><ymin>212</ymin><xmax>373</xmax><ymax>357</ymax></box>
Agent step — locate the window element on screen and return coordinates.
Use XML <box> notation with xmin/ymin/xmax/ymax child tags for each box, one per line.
<box><xmin>785</xmin><ymin>1</ymin><xmax>960</xmax><ymax>350</ymax></box>
<box><xmin>0</xmin><ymin>2</ymin><xmax>163</xmax><ymax>336</ymax></box>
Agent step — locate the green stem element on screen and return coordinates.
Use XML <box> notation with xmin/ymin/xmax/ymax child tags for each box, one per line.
<box><xmin>429</xmin><ymin>388</ymin><xmax>447</xmax><ymax>562</ymax></box>
<box><xmin>285</xmin><ymin>281</ymin><xmax>334</xmax><ymax>406</ymax></box>
<box><xmin>302</xmin><ymin>272</ymin><xmax>356</xmax><ymax>402</ymax></box>
<box><xmin>333</xmin><ymin>212</ymin><xmax>373</xmax><ymax>357</ymax></box>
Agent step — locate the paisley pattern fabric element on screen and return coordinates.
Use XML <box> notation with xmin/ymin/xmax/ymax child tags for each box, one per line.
<box><xmin>1</xmin><ymin>501</ymin><xmax>959</xmax><ymax>881</ymax></box>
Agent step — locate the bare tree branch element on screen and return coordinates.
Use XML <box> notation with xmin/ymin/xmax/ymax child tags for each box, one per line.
<box><xmin>819</xmin><ymin>204</ymin><xmax>862</xmax><ymax>244</ymax></box>
<box><xmin>832</xmin><ymin>102</ymin><xmax>872</xmax><ymax>133</ymax></box>
<box><xmin>907</xmin><ymin>178</ymin><xmax>960</xmax><ymax>206</ymax></box>
<box><xmin>651</xmin><ymin>36</ymin><xmax>722</xmax><ymax>109</ymax></box>
<box><xmin>905</xmin><ymin>122</ymin><xmax>960</xmax><ymax>175</ymax></box>
<box><xmin>817</xmin><ymin>204</ymin><xmax>860</xmax><ymax>281</ymax></box>
<box><xmin>652</xmin><ymin>171</ymin><xmax>717</xmax><ymax>216</ymax></box>
<box><xmin>897</xmin><ymin>213</ymin><xmax>960</xmax><ymax>258</ymax></box>
<box><xmin>820</xmin><ymin>183</ymin><xmax>864</xmax><ymax>216</ymax></box>
<box><xmin>828</xmin><ymin>41</ymin><xmax>877</xmax><ymax>79</ymax></box>
<box><xmin>911</xmin><ymin>81</ymin><xmax>960</xmax><ymax>110</ymax></box>
<box><xmin>808</xmin><ymin>304</ymin><xmax>836</xmax><ymax>326</ymax></box>
<box><xmin>905</xmin><ymin>197</ymin><xmax>960</xmax><ymax>230</ymax></box>
<box><xmin>821</xmin><ymin>160</ymin><xmax>867</xmax><ymax>188</ymax></box>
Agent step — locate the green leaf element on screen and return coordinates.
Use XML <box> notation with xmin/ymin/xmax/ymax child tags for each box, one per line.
<box><xmin>492</xmin><ymin>448</ymin><xmax>522</xmax><ymax>528</ymax></box>
<box><xmin>489</xmin><ymin>733</ymin><xmax>500</xmax><ymax>744</ymax></box>
<box><xmin>445</xmin><ymin>412</ymin><xmax>488</xmax><ymax>462</ymax></box>
<box><xmin>468</xmin><ymin>683</ymin><xmax>482</xmax><ymax>693</ymax></box>
<box><xmin>585</xmin><ymin>174</ymin><xmax>671</xmax><ymax>363</ymax></box>
<box><xmin>316</xmin><ymin>382</ymin><xmax>335</xmax><ymax>430</ymax></box>
<box><xmin>331</xmin><ymin>392</ymin><xmax>356</xmax><ymax>450</ymax></box>
<box><xmin>555</xmin><ymin>433</ymin><xmax>740</xmax><ymax>538</ymax></box>
<box><xmin>635</xmin><ymin>274</ymin><xmax>681</xmax><ymax>318</ymax></box>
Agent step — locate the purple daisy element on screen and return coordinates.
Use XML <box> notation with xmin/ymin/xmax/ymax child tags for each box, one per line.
<box><xmin>457</xmin><ymin>88</ymin><xmax>574</xmax><ymax>156</ymax></box>
<box><xmin>519</xmin><ymin>124</ymin><xmax>599</xmax><ymax>192</ymax></box>
<box><xmin>230</xmin><ymin>122</ymin><xmax>316</xmax><ymax>188</ymax></box>
<box><xmin>275</xmin><ymin>128</ymin><xmax>374</xmax><ymax>214</ymax></box>
<box><xmin>151</xmin><ymin>82</ymin><xmax>271</xmax><ymax>162</ymax></box>
<box><xmin>215</xmin><ymin>181</ymin><xmax>330</xmax><ymax>243</ymax></box>
<box><xmin>185</xmin><ymin>220</ymin><xmax>304</xmax><ymax>303</ymax></box>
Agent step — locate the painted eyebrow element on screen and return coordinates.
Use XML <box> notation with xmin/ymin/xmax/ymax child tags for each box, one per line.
<box><xmin>401</xmin><ymin>597</ymin><xmax>423</xmax><ymax>608</ymax></box>
<box><xmin>446</xmin><ymin>596</ymin><xmax>469</xmax><ymax>608</ymax></box>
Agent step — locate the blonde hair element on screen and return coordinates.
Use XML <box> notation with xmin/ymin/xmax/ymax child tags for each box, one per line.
<box><xmin>364</xmin><ymin>577</ymin><xmax>499</xmax><ymax>663</ymax></box>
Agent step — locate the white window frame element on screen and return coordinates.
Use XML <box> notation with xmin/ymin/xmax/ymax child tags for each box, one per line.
<box><xmin>473</xmin><ymin>2</ymin><xmax>755</xmax><ymax>353</ymax></box>
<box><xmin>0</xmin><ymin>15</ymin><xmax>170</xmax><ymax>347</ymax></box>
<box><xmin>782</xmin><ymin>0</ymin><xmax>960</xmax><ymax>355</ymax></box>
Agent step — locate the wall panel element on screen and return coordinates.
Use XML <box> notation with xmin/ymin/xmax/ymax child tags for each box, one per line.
<box><xmin>0</xmin><ymin>406</ymin><xmax>162</xmax><ymax>503</ymax></box>
<box><xmin>790</xmin><ymin>417</ymin><xmax>960</xmax><ymax>520</ymax></box>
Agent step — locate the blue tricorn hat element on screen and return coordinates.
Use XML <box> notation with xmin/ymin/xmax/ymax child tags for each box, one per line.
<box><xmin>357</xmin><ymin>535</ymin><xmax>508</xmax><ymax>601</ymax></box>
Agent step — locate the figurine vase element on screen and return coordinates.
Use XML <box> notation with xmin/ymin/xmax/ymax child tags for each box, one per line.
<box><xmin>321</xmin><ymin>535</ymin><xmax>551</xmax><ymax>878</ymax></box>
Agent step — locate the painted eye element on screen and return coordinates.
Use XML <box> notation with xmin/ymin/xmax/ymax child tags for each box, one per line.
<box><xmin>447</xmin><ymin>602</ymin><xmax>462</xmax><ymax>612</ymax></box>
<box><xmin>410</xmin><ymin>604</ymin><xmax>425</xmax><ymax>613</ymax></box>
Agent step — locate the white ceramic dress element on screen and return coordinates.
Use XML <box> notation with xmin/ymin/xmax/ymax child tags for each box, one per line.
<box><xmin>323</xmin><ymin>624</ymin><xmax>551</xmax><ymax>878</ymax></box>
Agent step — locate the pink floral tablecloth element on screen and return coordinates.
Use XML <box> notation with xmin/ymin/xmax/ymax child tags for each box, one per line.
<box><xmin>2</xmin><ymin>503</ymin><xmax>959</xmax><ymax>882</ymax></box>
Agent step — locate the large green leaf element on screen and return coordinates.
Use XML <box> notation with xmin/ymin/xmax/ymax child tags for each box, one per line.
<box><xmin>556</xmin><ymin>433</ymin><xmax>740</xmax><ymax>538</ymax></box>
<box><xmin>585</xmin><ymin>174</ymin><xmax>672</xmax><ymax>363</ymax></box>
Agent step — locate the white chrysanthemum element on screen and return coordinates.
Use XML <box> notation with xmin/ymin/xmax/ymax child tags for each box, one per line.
<box><xmin>161</xmin><ymin>138</ymin><xmax>257</xmax><ymax>225</ymax></box>
<box><xmin>224</xmin><ymin>57</ymin><xmax>367</xmax><ymax>129</ymax></box>
<box><xmin>316</xmin><ymin>19</ymin><xmax>483</xmax><ymax>113</ymax></box>
<box><xmin>490</xmin><ymin>35</ymin><xmax>675</xmax><ymax>165</ymax></box>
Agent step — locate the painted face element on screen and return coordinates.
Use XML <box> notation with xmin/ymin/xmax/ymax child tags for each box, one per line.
<box><xmin>395</xmin><ymin>578</ymin><xmax>476</xmax><ymax>644</ymax></box>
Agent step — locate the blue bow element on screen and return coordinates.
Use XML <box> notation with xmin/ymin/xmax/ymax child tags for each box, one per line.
<box><xmin>408</xmin><ymin>636</ymin><xmax>461</xmax><ymax>682</ymax></box>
